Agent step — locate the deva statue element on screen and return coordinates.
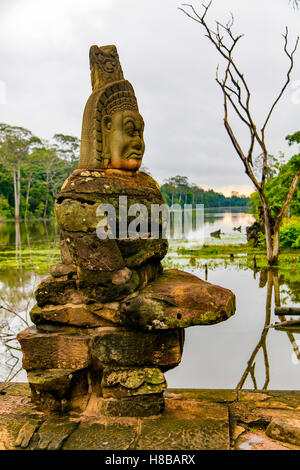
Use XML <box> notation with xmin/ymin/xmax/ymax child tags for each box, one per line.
<box><xmin>79</xmin><ymin>45</ymin><xmax>145</xmax><ymax>171</ymax></box>
<box><xmin>17</xmin><ymin>44</ymin><xmax>235</xmax><ymax>418</ymax></box>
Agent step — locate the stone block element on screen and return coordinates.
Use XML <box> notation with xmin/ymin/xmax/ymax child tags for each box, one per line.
<box><xmin>35</xmin><ymin>271</ymin><xmax>142</xmax><ymax>308</ymax></box>
<box><xmin>0</xmin><ymin>415</ymin><xmax>40</xmax><ymax>450</ymax></box>
<box><xmin>57</xmin><ymin>169</ymin><xmax>163</xmax><ymax>203</ymax></box>
<box><xmin>27</xmin><ymin>368</ymin><xmax>90</xmax><ymax>412</ymax></box>
<box><xmin>238</xmin><ymin>390</ymin><xmax>300</xmax><ymax>410</ymax></box>
<box><xmin>48</xmin><ymin>263</ymin><xmax>76</xmax><ymax>278</ymax></box>
<box><xmin>78</xmin><ymin>270</ymin><xmax>140</xmax><ymax>303</ymax></box>
<box><xmin>91</xmin><ymin>327</ymin><xmax>183</xmax><ymax>369</ymax></box>
<box><xmin>17</xmin><ymin>325</ymin><xmax>95</xmax><ymax>371</ymax></box>
<box><xmin>61</xmin><ymin>230</ymin><xmax>125</xmax><ymax>272</ymax></box>
<box><xmin>30</xmin><ymin>303</ymin><xmax>113</xmax><ymax>328</ymax></box>
<box><xmin>165</xmin><ymin>389</ymin><xmax>237</xmax><ymax>403</ymax></box>
<box><xmin>100</xmin><ymin>393</ymin><xmax>165</xmax><ymax>417</ymax></box>
<box><xmin>136</xmin><ymin>399</ymin><xmax>230</xmax><ymax>450</ymax></box>
<box><xmin>121</xmin><ymin>269</ymin><xmax>236</xmax><ymax>329</ymax></box>
<box><xmin>27</xmin><ymin>368</ymin><xmax>76</xmax><ymax>394</ymax></box>
<box><xmin>35</xmin><ymin>276</ymin><xmax>81</xmax><ymax>307</ymax></box>
<box><xmin>63</xmin><ymin>421</ymin><xmax>136</xmax><ymax>450</ymax></box>
<box><xmin>266</xmin><ymin>418</ymin><xmax>300</xmax><ymax>447</ymax></box>
<box><xmin>15</xmin><ymin>420</ymin><xmax>41</xmax><ymax>448</ymax></box>
<box><xmin>101</xmin><ymin>366</ymin><xmax>167</xmax><ymax>398</ymax></box>
<box><xmin>55</xmin><ymin>196</ymin><xmax>163</xmax><ymax>233</ymax></box>
<box><xmin>30</xmin><ymin>419</ymin><xmax>78</xmax><ymax>450</ymax></box>
<box><xmin>55</xmin><ymin>198</ymin><xmax>102</xmax><ymax>232</ymax></box>
<box><xmin>117</xmin><ymin>237</ymin><xmax>168</xmax><ymax>268</ymax></box>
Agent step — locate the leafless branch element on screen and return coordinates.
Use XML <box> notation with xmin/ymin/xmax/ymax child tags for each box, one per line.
<box><xmin>0</xmin><ymin>304</ymin><xmax>29</xmax><ymax>326</ymax></box>
<box><xmin>261</xmin><ymin>28</ymin><xmax>299</xmax><ymax>137</ymax></box>
<box><xmin>180</xmin><ymin>3</ymin><xmax>262</xmax><ymax>177</ymax></box>
<box><xmin>180</xmin><ymin>3</ymin><xmax>299</xmax><ymax>183</ymax></box>
<box><xmin>290</xmin><ymin>0</ymin><xmax>299</xmax><ymax>10</ymax></box>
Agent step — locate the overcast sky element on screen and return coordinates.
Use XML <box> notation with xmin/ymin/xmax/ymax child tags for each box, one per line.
<box><xmin>0</xmin><ymin>0</ymin><xmax>299</xmax><ymax>195</ymax></box>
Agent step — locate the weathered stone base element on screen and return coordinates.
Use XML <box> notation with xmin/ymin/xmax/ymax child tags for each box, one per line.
<box><xmin>1</xmin><ymin>385</ymin><xmax>300</xmax><ymax>450</ymax></box>
<box><xmin>99</xmin><ymin>394</ymin><xmax>165</xmax><ymax>417</ymax></box>
<box><xmin>17</xmin><ymin>325</ymin><xmax>183</xmax><ymax>416</ymax></box>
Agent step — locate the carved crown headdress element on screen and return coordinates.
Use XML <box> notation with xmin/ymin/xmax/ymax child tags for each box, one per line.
<box><xmin>79</xmin><ymin>45</ymin><xmax>139</xmax><ymax>169</ymax></box>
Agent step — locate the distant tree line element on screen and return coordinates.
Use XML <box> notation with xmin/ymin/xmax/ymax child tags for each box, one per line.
<box><xmin>0</xmin><ymin>124</ymin><xmax>250</xmax><ymax>220</ymax></box>
<box><xmin>0</xmin><ymin>124</ymin><xmax>79</xmax><ymax>220</ymax></box>
<box><xmin>160</xmin><ymin>175</ymin><xmax>249</xmax><ymax>208</ymax></box>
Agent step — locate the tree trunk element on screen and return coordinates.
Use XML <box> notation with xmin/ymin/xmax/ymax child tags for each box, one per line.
<box><xmin>261</xmin><ymin>198</ymin><xmax>275</xmax><ymax>265</ymax></box>
<box><xmin>15</xmin><ymin>219</ymin><xmax>22</xmax><ymax>269</ymax></box>
<box><xmin>12</xmin><ymin>167</ymin><xmax>20</xmax><ymax>220</ymax></box>
<box><xmin>43</xmin><ymin>171</ymin><xmax>49</xmax><ymax>219</ymax></box>
<box><xmin>12</xmin><ymin>169</ymin><xmax>17</xmax><ymax>219</ymax></box>
<box><xmin>16</xmin><ymin>160</ymin><xmax>21</xmax><ymax>220</ymax></box>
<box><xmin>272</xmin><ymin>228</ymin><xmax>280</xmax><ymax>265</ymax></box>
<box><xmin>25</xmin><ymin>167</ymin><xmax>32</xmax><ymax>220</ymax></box>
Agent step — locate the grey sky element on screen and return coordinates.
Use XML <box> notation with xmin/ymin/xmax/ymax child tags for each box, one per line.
<box><xmin>0</xmin><ymin>0</ymin><xmax>299</xmax><ymax>195</ymax></box>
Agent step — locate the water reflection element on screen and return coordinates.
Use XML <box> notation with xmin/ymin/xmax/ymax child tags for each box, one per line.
<box><xmin>0</xmin><ymin>215</ymin><xmax>299</xmax><ymax>390</ymax></box>
<box><xmin>237</xmin><ymin>268</ymin><xmax>300</xmax><ymax>390</ymax></box>
<box><xmin>0</xmin><ymin>219</ymin><xmax>59</xmax><ymax>250</ymax></box>
<box><xmin>166</xmin><ymin>260</ymin><xmax>300</xmax><ymax>390</ymax></box>
<box><xmin>0</xmin><ymin>270</ymin><xmax>43</xmax><ymax>385</ymax></box>
<box><xmin>237</xmin><ymin>269</ymin><xmax>274</xmax><ymax>390</ymax></box>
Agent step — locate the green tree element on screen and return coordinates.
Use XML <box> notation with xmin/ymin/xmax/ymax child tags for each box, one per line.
<box><xmin>0</xmin><ymin>125</ymin><xmax>80</xmax><ymax>220</ymax></box>
<box><xmin>0</xmin><ymin>124</ymin><xmax>40</xmax><ymax>219</ymax></box>
<box><xmin>251</xmin><ymin>136</ymin><xmax>300</xmax><ymax>219</ymax></box>
<box><xmin>52</xmin><ymin>134</ymin><xmax>80</xmax><ymax>169</ymax></box>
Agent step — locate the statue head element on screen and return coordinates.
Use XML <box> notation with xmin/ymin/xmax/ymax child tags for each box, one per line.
<box><xmin>79</xmin><ymin>45</ymin><xmax>145</xmax><ymax>170</ymax></box>
<box><xmin>102</xmin><ymin>109</ymin><xmax>145</xmax><ymax>171</ymax></box>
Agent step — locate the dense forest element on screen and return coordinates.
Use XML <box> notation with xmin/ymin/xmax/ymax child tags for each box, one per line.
<box><xmin>1</xmin><ymin>123</ymin><xmax>298</xmax><ymax>222</ymax></box>
<box><xmin>0</xmin><ymin>124</ymin><xmax>79</xmax><ymax>220</ymax></box>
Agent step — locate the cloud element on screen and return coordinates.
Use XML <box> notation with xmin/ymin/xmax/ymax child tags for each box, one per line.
<box><xmin>0</xmin><ymin>0</ymin><xmax>299</xmax><ymax>192</ymax></box>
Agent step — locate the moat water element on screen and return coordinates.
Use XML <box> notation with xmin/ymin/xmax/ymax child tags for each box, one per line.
<box><xmin>0</xmin><ymin>210</ymin><xmax>299</xmax><ymax>391</ymax></box>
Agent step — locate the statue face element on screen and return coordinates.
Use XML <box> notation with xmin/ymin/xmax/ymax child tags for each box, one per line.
<box><xmin>103</xmin><ymin>110</ymin><xmax>145</xmax><ymax>170</ymax></box>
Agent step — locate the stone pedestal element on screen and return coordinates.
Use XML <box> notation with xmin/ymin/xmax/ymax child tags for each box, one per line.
<box><xmin>18</xmin><ymin>324</ymin><xmax>184</xmax><ymax>416</ymax></box>
<box><xmin>16</xmin><ymin>44</ymin><xmax>236</xmax><ymax>418</ymax></box>
<box><xmin>17</xmin><ymin>170</ymin><xmax>235</xmax><ymax>417</ymax></box>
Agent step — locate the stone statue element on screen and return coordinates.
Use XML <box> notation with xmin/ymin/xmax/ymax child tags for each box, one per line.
<box><xmin>79</xmin><ymin>45</ymin><xmax>145</xmax><ymax>171</ymax></box>
<box><xmin>17</xmin><ymin>45</ymin><xmax>236</xmax><ymax>418</ymax></box>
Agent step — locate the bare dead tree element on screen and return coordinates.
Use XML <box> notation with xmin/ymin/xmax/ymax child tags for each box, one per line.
<box><xmin>290</xmin><ymin>0</ymin><xmax>299</xmax><ymax>10</ymax></box>
<box><xmin>179</xmin><ymin>2</ymin><xmax>300</xmax><ymax>265</ymax></box>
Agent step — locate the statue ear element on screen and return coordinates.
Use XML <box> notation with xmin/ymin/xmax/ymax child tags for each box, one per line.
<box><xmin>102</xmin><ymin>115</ymin><xmax>112</xmax><ymax>163</ymax></box>
<box><xmin>102</xmin><ymin>115</ymin><xmax>112</xmax><ymax>131</ymax></box>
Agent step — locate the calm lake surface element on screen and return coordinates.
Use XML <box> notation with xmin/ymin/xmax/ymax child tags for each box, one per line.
<box><xmin>0</xmin><ymin>209</ymin><xmax>300</xmax><ymax>391</ymax></box>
